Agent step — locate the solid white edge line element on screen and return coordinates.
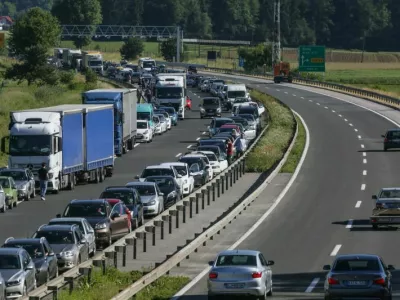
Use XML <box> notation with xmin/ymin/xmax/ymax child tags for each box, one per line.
<box><xmin>175</xmin><ymin>153</ymin><xmax>182</xmax><ymax>158</ymax></box>
<box><xmin>346</xmin><ymin>219</ymin><xmax>353</xmax><ymax>229</ymax></box>
<box><xmin>355</xmin><ymin>201</ymin><xmax>362</xmax><ymax>208</ymax></box>
<box><xmin>170</xmin><ymin>110</ymin><xmax>311</xmax><ymax>300</ymax></box>
<box><xmin>361</xmin><ymin>184</ymin><xmax>366</xmax><ymax>190</ymax></box>
<box><xmin>305</xmin><ymin>277</ymin><xmax>320</xmax><ymax>293</ymax></box>
<box><xmin>330</xmin><ymin>245</ymin><xmax>342</xmax><ymax>256</ymax></box>
<box><xmin>284</xmin><ymin>91</ymin><xmax>288</xmax><ymax>94</ymax></box>
<box><xmin>196</xmin><ymin>137</ymin><xmax>200</xmax><ymax>141</ymax></box>
<box><xmin>363</xmin><ymin>170</ymin><xmax>367</xmax><ymax>175</ymax></box>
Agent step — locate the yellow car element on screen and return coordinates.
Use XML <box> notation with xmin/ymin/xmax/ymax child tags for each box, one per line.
<box><xmin>0</xmin><ymin>176</ymin><xmax>18</xmax><ymax>209</ymax></box>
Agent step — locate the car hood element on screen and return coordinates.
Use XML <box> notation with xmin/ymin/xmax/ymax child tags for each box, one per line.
<box><xmin>140</xmin><ymin>195</ymin><xmax>157</xmax><ymax>203</ymax></box>
<box><xmin>202</xmin><ymin>105</ymin><xmax>219</xmax><ymax>109</ymax></box>
<box><xmin>50</xmin><ymin>244</ymin><xmax>75</xmax><ymax>254</ymax></box>
<box><xmin>137</xmin><ymin>128</ymin><xmax>149</xmax><ymax>134</ymax></box>
<box><xmin>1</xmin><ymin>269</ymin><xmax>23</xmax><ymax>282</ymax></box>
<box><xmin>15</xmin><ymin>180</ymin><xmax>29</xmax><ymax>188</ymax></box>
<box><xmin>84</xmin><ymin>216</ymin><xmax>109</xmax><ymax>228</ymax></box>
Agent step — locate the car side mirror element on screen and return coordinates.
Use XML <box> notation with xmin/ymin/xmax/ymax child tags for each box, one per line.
<box><xmin>80</xmin><ymin>238</ymin><xmax>87</xmax><ymax>244</ymax></box>
<box><xmin>48</xmin><ymin>252</ymin><xmax>55</xmax><ymax>256</ymax></box>
<box><xmin>134</xmin><ymin>175</ymin><xmax>140</xmax><ymax>179</ymax></box>
<box><xmin>372</xmin><ymin>195</ymin><xmax>377</xmax><ymax>200</ymax></box>
<box><xmin>387</xmin><ymin>264</ymin><xmax>395</xmax><ymax>270</ymax></box>
<box><xmin>381</xmin><ymin>134</ymin><xmax>385</xmax><ymax>138</ymax></box>
<box><xmin>159</xmin><ymin>193</ymin><xmax>164</xmax><ymax>196</ymax></box>
<box><xmin>266</xmin><ymin>260</ymin><xmax>274</xmax><ymax>266</ymax></box>
<box><xmin>208</xmin><ymin>261</ymin><xmax>214</xmax><ymax>266</ymax></box>
<box><xmin>25</xmin><ymin>265</ymin><xmax>34</xmax><ymax>270</ymax></box>
<box><xmin>56</xmin><ymin>214</ymin><xmax>61</xmax><ymax>218</ymax></box>
<box><xmin>111</xmin><ymin>212</ymin><xmax>120</xmax><ymax>220</ymax></box>
<box><xmin>323</xmin><ymin>264</ymin><xmax>331</xmax><ymax>271</ymax></box>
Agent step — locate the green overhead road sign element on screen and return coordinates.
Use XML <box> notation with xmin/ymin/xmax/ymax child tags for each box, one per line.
<box><xmin>298</xmin><ymin>46</ymin><xmax>325</xmax><ymax>72</ymax></box>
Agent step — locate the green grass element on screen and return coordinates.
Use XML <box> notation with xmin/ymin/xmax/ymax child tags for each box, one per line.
<box><xmin>280</xmin><ymin>115</ymin><xmax>306</xmax><ymax>173</ymax></box>
<box><xmin>0</xmin><ymin>57</ymin><xmax>116</xmax><ymax>167</ymax></box>
<box><xmin>58</xmin><ymin>267</ymin><xmax>190</xmax><ymax>300</ymax></box>
<box><xmin>246</xmin><ymin>90</ymin><xmax>295</xmax><ymax>172</ymax></box>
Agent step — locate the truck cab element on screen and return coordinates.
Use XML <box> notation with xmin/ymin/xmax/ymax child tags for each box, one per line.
<box><xmin>137</xmin><ymin>103</ymin><xmax>154</xmax><ymax>130</ymax></box>
<box><xmin>155</xmin><ymin>74</ymin><xmax>186</xmax><ymax>120</ymax></box>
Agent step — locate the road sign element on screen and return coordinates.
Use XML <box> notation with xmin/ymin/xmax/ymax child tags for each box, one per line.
<box><xmin>0</xmin><ymin>33</ymin><xmax>4</xmax><ymax>48</ymax></box>
<box><xmin>298</xmin><ymin>46</ymin><xmax>325</xmax><ymax>72</ymax></box>
<box><xmin>239</xmin><ymin>57</ymin><xmax>244</xmax><ymax>67</ymax></box>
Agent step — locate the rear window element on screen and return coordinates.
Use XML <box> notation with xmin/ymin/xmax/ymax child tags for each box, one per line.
<box><xmin>142</xmin><ymin>168</ymin><xmax>174</xmax><ymax>177</ymax></box>
<box><xmin>387</xmin><ymin>131</ymin><xmax>400</xmax><ymax>138</ymax></box>
<box><xmin>215</xmin><ymin>119</ymin><xmax>232</xmax><ymax>127</ymax></box>
<box><xmin>216</xmin><ymin>255</ymin><xmax>257</xmax><ymax>266</ymax></box>
<box><xmin>333</xmin><ymin>259</ymin><xmax>380</xmax><ymax>271</ymax></box>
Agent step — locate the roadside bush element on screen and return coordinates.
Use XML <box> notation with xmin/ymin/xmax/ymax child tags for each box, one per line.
<box><xmin>84</xmin><ymin>82</ymin><xmax>97</xmax><ymax>91</ymax></box>
<box><xmin>59</xmin><ymin>70</ymin><xmax>75</xmax><ymax>85</ymax></box>
<box><xmin>246</xmin><ymin>90</ymin><xmax>295</xmax><ymax>172</ymax></box>
<box><xmin>34</xmin><ymin>85</ymin><xmax>65</xmax><ymax>102</ymax></box>
<box><xmin>85</xmin><ymin>69</ymin><xmax>97</xmax><ymax>84</ymax></box>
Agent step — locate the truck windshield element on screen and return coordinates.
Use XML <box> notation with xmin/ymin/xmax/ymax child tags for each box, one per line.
<box><xmin>137</xmin><ymin>112</ymin><xmax>150</xmax><ymax>121</ymax></box>
<box><xmin>89</xmin><ymin>60</ymin><xmax>102</xmax><ymax>66</ymax></box>
<box><xmin>156</xmin><ymin>87</ymin><xmax>182</xmax><ymax>99</ymax></box>
<box><xmin>9</xmin><ymin>135</ymin><xmax>51</xmax><ymax>156</ymax></box>
<box><xmin>227</xmin><ymin>91</ymin><xmax>246</xmax><ymax>98</ymax></box>
<box><xmin>143</xmin><ymin>61</ymin><xmax>155</xmax><ymax>68</ymax></box>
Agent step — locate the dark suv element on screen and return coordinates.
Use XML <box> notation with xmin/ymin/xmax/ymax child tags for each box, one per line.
<box><xmin>100</xmin><ymin>186</ymin><xmax>144</xmax><ymax>229</ymax></box>
<box><xmin>382</xmin><ymin>128</ymin><xmax>400</xmax><ymax>151</ymax></box>
<box><xmin>200</xmin><ymin>97</ymin><xmax>222</xmax><ymax>118</ymax></box>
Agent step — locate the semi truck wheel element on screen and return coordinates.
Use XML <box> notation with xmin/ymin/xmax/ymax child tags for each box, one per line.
<box><xmin>127</xmin><ymin>138</ymin><xmax>133</xmax><ymax>150</ymax></box>
<box><xmin>94</xmin><ymin>169</ymin><xmax>100</xmax><ymax>184</ymax></box>
<box><xmin>99</xmin><ymin>168</ymin><xmax>105</xmax><ymax>182</ymax></box>
<box><xmin>67</xmin><ymin>174</ymin><xmax>75</xmax><ymax>190</ymax></box>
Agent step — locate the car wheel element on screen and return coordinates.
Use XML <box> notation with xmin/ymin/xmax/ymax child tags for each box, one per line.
<box><xmin>13</xmin><ymin>198</ymin><xmax>17</xmax><ymax>207</ymax></box>
<box><xmin>91</xmin><ymin>243</ymin><xmax>96</xmax><ymax>257</ymax></box>
<box><xmin>267</xmin><ymin>282</ymin><xmax>273</xmax><ymax>296</ymax></box>
<box><xmin>46</xmin><ymin>270</ymin><xmax>50</xmax><ymax>283</ymax></box>
<box><xmin>372</xmin><ymin>224</ymin><xmax>378</xmax><ymax>230</ymax></box>
<box><xmin>8</xmin><ymin>202</ymin><xmax>12</xmax><ymax>210</ymax></box>
<box><xmin>30</xmin><ymin>188</ymin><xmax>36</xmax><ymax>198</ymax></box>
<box><xmin>0</xmin><ymin>203</ymin><xmax>6</xmax><ymax>213</ymax></box>
<box><xmin>24</xmin><ymin>194</ymin><xmax>29</xmax><ymax>202</ymax></box>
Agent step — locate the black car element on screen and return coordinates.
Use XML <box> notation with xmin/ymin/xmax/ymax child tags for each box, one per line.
<box><xmin>200</xmin><ymin>97</ymin><xmax>222</xmax><ymax>118</ymax></box>
<box><xmin>237</xmin><ymin>105</ymin><xmax>259</xmax><ymax>120</ymax></box>
<box><xmin>2</xmin><ymin>237</ymin><xmax>58</xmax><ymax>285</ymax></box>
<box><xmin>99</xmin><ymin>186</ymin><xmax>144</xmax><ymax>229</ymax></box>
<box><xmin>382</xmin><ymin>128</ymin><xmax>400</xmax><ymax>151</ymax></box>
<box><xmin>145</xmin><ymin>176</ymin><xmax>181</xmax><ymax>205</ymax></box>
<box><xmin>179</xmin><ymin>156</ymin><xmax>209</xmax><ymax>186</ymax></box>
<box><xmin>188</xmin><ymin>66</ymin><xmax>197</xmax><ymax>73</ymax></box>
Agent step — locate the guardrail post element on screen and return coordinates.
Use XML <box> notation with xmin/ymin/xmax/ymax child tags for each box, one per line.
<box><xmin>242</xmin><ymin>158</ymin><xmax>246</xmax><ymax>174</ymax></box>
<box><xmin>236</xmin><ymin>164</ymin><xmax>239</xmax><ymax>181</ymax></box>
<box><xmin>225</xmin><ymin>173</ymin><xmax>229</xmax><ymax>190</ymax></box>
<box><xmin>29</xmin><ymin>297</ymin><xmax>40</xmax><ymax>300</ymax></box>
<box><xmin>201</xmin><ymin>190</ymin><xmax>205</xmax><ymax>209</ymax></box>
<box><xmin>238</xmin><ymin>160</ymin><xmax>242</xmax><ymax>177</ymax></box>
<box><xmin>221</xmin><ymin>176</ymin><xmax>225</xmax><ymax>194</ymax></box>
<box><xmin>105</xmin><ymin>251</ymin><xmax>117</xmax><ymax>268</ymax></box>
<box><xmin>145</xmin><ymin>225</ymin><xmax>156</xmax><ymax>246</ymax></box>
<box><xmin>177</xmin><ymin>204</ymin><xmax>185</xmax><ymax>224</ymax></box>
<box><xmin>207</xmin><ymin>186</ymin><xmax>211</xmax><ymax>205</ymax></box>
<box><xmin>216</xmin><ymin>179</ymin><xmax>220</xmax><ymax>197</ymax></box>
<box><xmin>189</xmin><ymin>196</ymin><xmax>195</xmax><ymax>218</ymax></box>
<box><xmin>183</xmin><ymin>200</ymin><xmax>190</xmax><ymax>222</ymax></box>
<box><xmin>170</xmin><ymin>209</ymin><xmax>179</xmax><ymax>229</ymax></box>
<box><xmin>48</xmin><ymin>285</ymin><xmax>58</xmax><ymax>300</ymax></box>
<box><xmin>195</xmin><ymin>193</ymin><xmax>200</xmax><ymax>214</ymax></box>
<box><xmin>230</xmin><ymin>170</ymin><xmax>233</xmax><ymax>186</ymax></box>
<box><xmin>212</xmin><ymin>182</ymin><xmax>216</xmax><ymax>201</ymax></box>
<box><xmin>162</xmin><ymin>215</ymin><xmax>172</xmax><ymax>234</ymax></box>
<box><xmin>136</xmin><ymin>231</ymin><xmax>147</xmax><ymax>252</ymax></box>
<box><xmin>233</xmin><ymin>166</ymin><xmax>237</xmax><ymax>183</ymax></box>
<box><xmin>124</xmin><ymin>238</ymin><xmax>137</xmax><ymax>259</ymax></box>
<box><xmin>79</xmin><ymin>267</ymin><xmax>92</xmax><ymax>284</ymax></box>
<box><xmin>154</xmin><ymin>220</ymin><xmax>164</xmax><ymax>240</ymax></box>
<box><xmin>115</xmin><ymin>245</ymin><xmax>126</xmax><ymax>267</ymax></box>
<box><xmin>65</xmin><ymin>277</ymin><xmax>74</xmax><ymax>294</ymax></box>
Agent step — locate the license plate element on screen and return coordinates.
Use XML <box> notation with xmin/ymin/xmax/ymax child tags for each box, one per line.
<box><xmin>347</xmin><ymin>280</ymin><xmax>366</xmax><ymax>285</ymax></box>
<box><xmin>225</xmin><ymin>283</ymin><xmax>245</xmax><ymax>289</ymax></box>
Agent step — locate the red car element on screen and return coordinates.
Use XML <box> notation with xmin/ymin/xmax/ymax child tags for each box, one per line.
<box><xmin>220</xmin><ymin>124</ymin><xmax>242</xmax><ymax>135</ymax></box>
<box><xmin>186</xmin><ymin>96</ymin><xmax>192</xmax><ymax>110</ymax></box>
<box><xmin>104</xmin><ymin>199</ymin><xmax>132</xmax><ymax>230</ymax></box>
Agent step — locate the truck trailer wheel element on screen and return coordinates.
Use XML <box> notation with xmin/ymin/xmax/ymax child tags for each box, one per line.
<box><xmin>99</xmin><ymin>168</ymin><xmax>105</xmax><ymax>182</ymax></box>
<box><xmin>372</xmin><ymin>224</ymin><xmax>378</xmax><ymax>230</ymax></box>
<box><xmin>127</xmin><ymin>138</ymin><xmax>133</xmax><ymax>150</ymax></box>
<box><xmin>67</xmin><ymin>174</ymin><xmax>75</xmax><ymax>190</ymax></box>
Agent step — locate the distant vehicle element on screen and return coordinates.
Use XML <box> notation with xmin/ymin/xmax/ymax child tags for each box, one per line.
<box><xmin>370</xmin><ymin>187</ymin><xmax>400</xmax><ymax>229</ymax></box>
<box><xmin>199</xmin><ymin>98</ymin><xmax>222</xmax><ymax>119</ymax></box>
<box><xmin>207</xmin><ymin>249</ymin><xmax>274</xmax><ymax>299</ymax></box>
<box><xmin>323</xmin><ymin>254</ymin><xmax>393</xmax><ymax>300</ymax></box>
<box><xmin>0</xmin><ymin>184</ymin><xmax>6</xmax><ymax>213</ymax></box>
<box><xmin>0</xmin><ymin>168</ymin><xmax>35</xmax><ymax>201</ymax></box>
<box><xmin>188</xmin><ymin>66</ymin><xmax>197</xmax><ymax>73</ymax></box>
<box><xmin>0</xmin><ymin>176</ymin><xmax>17</xmax><ymax>209</ymax></box>
<box><xmin>382</xmin><ymin>129</ymin><xmax>400</xmax><ymax>151</ymax></box>
<box><xmin>144</xmin><ymin>176</ymin><xmax>182</xmax><ymax>205</ymax></box>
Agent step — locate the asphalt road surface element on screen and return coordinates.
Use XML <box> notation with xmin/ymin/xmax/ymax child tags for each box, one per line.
<box><xmin>0</xmin><ymin>88</ymin><xmax>229</xmax><ymax>243</ymax></box>
<box><xmin>177</xmin><ymin>73</ymin><xmax>400</xmax><ymax>299</ymax></box>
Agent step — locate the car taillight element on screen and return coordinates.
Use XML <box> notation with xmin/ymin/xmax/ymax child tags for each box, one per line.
<box><xmin>328</xmin><ymin>277</ymin><xmax>339</xmax><ymax>285</ymax></box>
<box><xmin>384</xmin><ymin>138</ymin><xmax>388</xmax><ymax>142</ymax></box>
<box><xmin>252</xmin><ymin>272</ymin><xmax>262</xmax><ymax>278</ymax></box>
<box><xmin>209</xmin><ymin>272</ymin><xmax>218</xmax><ymax>279</ymax></box>
<box><xmin>373</xmin><ymin>278</ymin><xmax>385</xmax><ymax>285</ymax></box>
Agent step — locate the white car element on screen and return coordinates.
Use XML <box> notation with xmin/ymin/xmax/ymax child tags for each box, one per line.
<box><xmin>135</xmin><ymin>165</ymin><xmax>184</xmax><ymax>190</ymax></box>
<box><xmin>191</xmin><ymin>151</ymin><xmax>227</xmax><ymax>175</ymax></box>
<box><xmin>160</xmin><ymin>162</ymin><xmax>194</xmax><ymax>196</ymax></box>
<box><xmin>182</xmin><ymin>153</ymin><xmax>214</xmax><ymax>181</ymax></box>
<box><xmin>137</xmin><ymin>120</ymin><xmax>153</xmax><ymax>143</ymax></box>
<box><xmin>153</xmin><ymin>115</ymin><xmax>162</xmax><ymax>135</ymax></box>
<box><xmin>157</xmin><ymin>111</ymin><xmax>172</xmax><ymax>130</ymax></box>
<box><xmin>155</xmin><ymin>114</ymin><xmax>168</xmax><ymax>133</ymax></box>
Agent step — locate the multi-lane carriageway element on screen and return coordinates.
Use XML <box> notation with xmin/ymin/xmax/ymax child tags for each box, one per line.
<box><xmin>169</xmin><ymin>72</ymin><xmax>400</xmax><ymax>300</ymax></box>
<box><xmin>4</xmin><ymin>72</ymin><xmax>400</xmax><ymax>299</ymax></box>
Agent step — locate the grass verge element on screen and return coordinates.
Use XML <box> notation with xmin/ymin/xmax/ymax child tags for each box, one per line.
<box><xmin>280</xmin><ymin>115</ymin><xmax>306</xmax><ymax>173</ymax></box>
<box><xmin>0</xmin><ymin>57</ymin><xmax>116</xmax><ymax>166</ymax></box>
<box><xmin>245</xmin><ymin>90</ymin><xmax>295</xmax><ymax>172</ymax></box>
<box><xmin>58</xmin><ymin>267</ymin><xmax>190</xmax><ymax>300</ymax></box>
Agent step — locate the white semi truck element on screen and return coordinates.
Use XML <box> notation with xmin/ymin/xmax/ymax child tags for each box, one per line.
<box><xmin>155</xmin><ymin>73</ymin><xmax>187</xmax><ymax>119</ymax></box>
<box><xmin>82</xmin><ymin>51</ymin><xmax>103</xmax><ymax>73</ymax></box>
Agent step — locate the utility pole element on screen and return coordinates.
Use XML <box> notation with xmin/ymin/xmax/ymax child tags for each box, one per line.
<box><xmin>272</xmin><ymin>0</ymin><xmax>281</xmax><ymax>68</ymax></box>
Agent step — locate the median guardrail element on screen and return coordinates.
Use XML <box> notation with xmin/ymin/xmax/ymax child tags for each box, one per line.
<box><xmin>110</xmin><ymin>95</ymin><xmax>298</xmax><ymax>300</ymax></box>
<box><xmin>23</xmin><ymin>78</ymin><xmax>270</xmax><ymax>300</ymax></box>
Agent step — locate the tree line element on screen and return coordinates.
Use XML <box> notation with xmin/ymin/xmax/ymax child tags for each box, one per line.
<box><xmin>1</xmin><ymin>0</ymin><xmax>399</xmax><ymax>51</ymax></box>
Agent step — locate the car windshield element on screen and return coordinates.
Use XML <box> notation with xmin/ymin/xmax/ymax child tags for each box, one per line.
<box><xmin>142</xmin><ymin>168</ymin><xmax>174</xmax><ymax>177</ymax></box>
<box><xmin>215</xmin><ymin>119</ymin><xmax>232</xmax><ymax>128</ymax></box>
<box><xmin>0</xmin><ymin>178</ymin><xmax>10</xmax><ymax>188</ymax></box>
<box><xmin>203</xmin><ymin>153</ymin><xmax>217</xmax><ymax>161</ymax></box>
<box><xmin>203</xmin><ymin>98</ymin><xmax>219</xmax><ymax>106</ymax></box>
<box><xmin>227</xmin><ymin>91</ymin><xmax>245</xmax><ymax>98</ymax></box>
<box><xmin>239</xmin><ymin>114</ymin><xmax>255</xmax><ymax>122</ymax></box>
<box><xmin>64</xmin><ymin>204</ymin><xmax>107</xmax><ymax>217</ymax></box>
<box><xmin>198</xmin><ymin>147</ymin><xmax>219</xmax><ymax>156</ymax></box>
<box><xmin>35</xmin><ymin>231</ymin><xmax>74</xmax><ymax>244</ymax></box>
<box><xmin>137</xmin><ymin>112</ymin><xmax>150</xmax><ymax>121</ymax></box>
<box><xmin>0</xmin><ymin>170</ymin><xmax>27</xmax><ymax>181</ymax></box>
<box><xmin>173</xmin><ymin>166</ymin><xmax>187</xmax><ymax>176</ymax></box>
<box><xmin>146</xmin><ymin>178</ymin><xmax>175</xmax><ymax>190</ymax></box>
<box><xmin>179</xmin><ymin>158</ymin><xmax>201</xmax><ymax>167</ymax></box>
<box><xmin>143</xmin><ymin>61</ymin><xmax>155</xmax><ymax>68</ymax></box>
<box><xmin>216</xmin><ymin>255</ymin><xmax>257</xmax><ymax>266</ymax></box>
<box><xmin>6</xmin><ymin>244</ymin><xmax>44</xmax><ymax>258</ymax></box>
<box><xmin>137</xmin><ymin>122</ymin><xmax>148</xmax><ymax>129</ymax></box>
<box><xmin>100</xmin><ymin>191</ymin><xmax>134</xmax><ymax>205</ymax></box>
<box><xmin>0</xmin><ymin>255</ymin><xmax>20</xmax><ymax>269</ymax></box>
<box><xmin>333</xmin><ymin>259</ymin><xmax>380</xmax><ymax>271</ymax></box>
<box><xmin>128</xmin><ymin>185</ymin><xmax>155</xmax><ymax>196</ymax></box>
<box><xmin>218</xmin><ymin>127</ymin><xmax>235</xmax><ymax>133</ymax></box>
<box><xmin>378</xmin><ymin>189</ymin><xmax>400</xmax><ymax>198</ymax></box>
<box><xmin>48</xmin><ymin>220</ymin><xmax>84</xmax><ymax>232</ymax></box>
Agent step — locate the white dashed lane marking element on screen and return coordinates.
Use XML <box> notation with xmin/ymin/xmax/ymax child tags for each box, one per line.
<box><xmin>363</xmin><ymin>170</ymin><xmax>367</xmax><ymax>175</ymax></box>
<box><xmin>355</xmin><ymin>201</ymin><xmax>362</xmax><ymax>208</ymax></box>
<box><xmin>361</xmin><ymin>184</ymin><xmax>366</xmax><ymax>190</ymax></box>
<box><xmin>175</xmin><ymin>153</ymin><xmax>181</xmax><ymax>157</ymax></box>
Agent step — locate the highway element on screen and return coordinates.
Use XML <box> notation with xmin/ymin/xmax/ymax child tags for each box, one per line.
<box><xmin>0</xmin><ymin>88</ymin><xmax>218</xmax><ymax>243</ymax></box>
<box><xmin>177</xmin><ymin>73</ymin><xmax>400</xmax><ymax>298</ymax></box>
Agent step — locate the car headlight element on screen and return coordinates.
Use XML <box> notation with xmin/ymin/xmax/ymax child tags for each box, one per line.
<box><xmin>217</xmin><ymin>108</ymin><xmax>221</xmax><ymax>112</ymax></box>
<box><xmin>200</xmin><ymin>108</ymin><xmax>205</xmax><ymax>112</ymax></box>
<box><xmin>7</xmin><ymin>279</ymin><xmax>21</xmax><ymax>286</ymax></box>
<box><xmin>60</xmin><ymin>251</ymin><xmax>73</xmax><ymax>257</ymax></box>
<box><xmin>148</xmin><ymin>200</ymin><xmax>156</xmax><ymax>205</ymax></box>
<box><xmin>143</xmin><ymin>130</ymin><xmax>148</xmax><ymax>134</ymax></box>
<box><xmin>19</xmin><ymin>184</ymin><xmax>27</xmax><ymax>191</ymax></box>
<box><xmin>167</xmin><ymin>191</ymin><xmax>176</xmax><ymax>198</ymax></box>
<box><xmin>95</xmin><ymin>223</ymin><xmax>107</xmax><ymax>229</ymax></box>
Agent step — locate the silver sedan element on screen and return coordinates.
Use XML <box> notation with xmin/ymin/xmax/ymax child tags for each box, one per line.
<box><xmin>207</xmin><ymin>249</ymin><xmax>274</xmax><ymax>299</ymax></box>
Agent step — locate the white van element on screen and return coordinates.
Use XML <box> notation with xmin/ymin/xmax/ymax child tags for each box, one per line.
<box><xmin>225</xmin><ymin>84</ymin><xmax>249</xmax><ymax>104</ymax></box>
